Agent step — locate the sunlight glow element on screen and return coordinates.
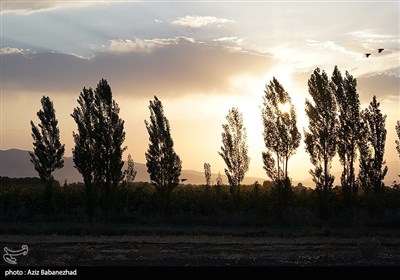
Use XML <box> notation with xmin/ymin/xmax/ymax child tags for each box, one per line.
<box><xmin>278</xmin><ymin>101</ymin><xmax>291</xmax><ymax>114</ymax></box>
<box><xmin>275</xmin><ymin>65</ymin><xmax>293</xmax><ymax>89</ymax></box>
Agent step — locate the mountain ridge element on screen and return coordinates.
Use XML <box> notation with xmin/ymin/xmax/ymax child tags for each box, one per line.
<box><xmin>2</xmin><ymin>149</ymin><xmax>397</xmax><ymax>186</ymax></box>
<box><xmin>0</xmin><ymin>149</ymin><xmax>268</xmax><ymax>185</ymax></box>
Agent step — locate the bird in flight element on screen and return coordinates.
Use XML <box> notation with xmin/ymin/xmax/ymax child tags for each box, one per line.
<box><xmin>378</xmin><ymin>48</ymin><xmax>384</xmax><ymax>53</ymax></box>
<box><xmin>181</xmin><ymin>178</ymin><xmax>187</xmax><ymax>182</ymax></box>
<box><xmin>365</xmin><ymin>53</ymin><xmax>371</xmax><ymax>58</ymax></box>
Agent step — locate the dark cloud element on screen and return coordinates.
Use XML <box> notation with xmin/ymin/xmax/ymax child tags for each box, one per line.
<box><xmin>357</xmin><ymin>72</ymin><xmax>400</xmax><ymax>103</ymax></box>
<box><xmin>1</xmin><ymin>41</ymin><xmax>275</xmax><ymax>99</ymax></box>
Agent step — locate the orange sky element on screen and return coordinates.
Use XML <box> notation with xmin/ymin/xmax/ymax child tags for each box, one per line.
<box><xmin>1</xmin><ymin>1</ymin><xmax>399</xmax><ymax>185</ymax></box>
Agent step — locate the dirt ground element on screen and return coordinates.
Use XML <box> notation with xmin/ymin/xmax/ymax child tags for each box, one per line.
<box><xmin>1</xmin><ymin>234</ymin><xmax>400</xmax><ymax>266</ymax></box>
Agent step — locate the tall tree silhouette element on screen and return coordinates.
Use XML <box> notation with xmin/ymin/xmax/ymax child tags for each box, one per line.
<box><xmin>30</xmin><ymin>96</ymin><xmax>65</xmax><ymax>212</ymax></box>
<box><xmin>261</xmin><ymin>77</ymin><xmax>301</xmax><ymax>184</ymax></box>
<box><xmin>331</xmin><ymin>66</ymin><xmax>361</xmax><ymax>208</ymax></box>
<box><xmin>396</xmin><ymin>121</ymin><xmax>400</xmax><ymax>177</ymax></box>
<box><xmin>145</xmin><ymin>96</ymin><xmax>182</xmax><ymax>209</ymax></box>
<box><xmin>93</xmin><ymin>79</ymin><xmax>126</xmax><ymax>208</ymax></box>
<box><xmin>219</xmin><ymin>107</ymin><xmax>250</xmax><ymax>203</ymax></box>
<box><xmin>305</xmin><ymin>68</ymin><xmax>337</xmax><ymax>218</ymax></box>
<box><xmin>358</xmin><ymin>96</ymin><xmax>387</xmax><ymax>194</ymax></box>
<box><xmin>71</xmin><ymin>87</ymin><xmax>96</xmax><ymax>216</ymax></box>
<box><xmin>72</xmin><ymin>79</ymin><xmax>126</xmax><ymax>215</ymax></box>
<box><xmin>125</xmin><ymin>154</ymin><xmax>137</xmax><ymax>185</ymax></box>
<box><xmin>262</xmin><ymin>77</ymin><xmax>300</xmax><ymax>212</ymax></box>
<box><xmin>216</xmin><ymin>171</ymin><xmax>223</xmax><ymax>187</ymax></box>
<box><xmin>204</xmin><ymin>163</ymin><xmax>212</xmax><ymax>186</ymax></box>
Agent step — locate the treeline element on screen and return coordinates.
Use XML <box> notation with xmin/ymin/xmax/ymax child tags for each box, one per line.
<box><xmin>24</xmin><ymin>66</ymin><xmax>400</xmax><ymax>221</ymax></box>
<box><xmin>0</xmin><ymin>177</ymin><xmax>43</xmax><ymax>187</ymax></box>
<box><xmin>1</xmin><ymin>182</ymin><xmax>400</xmax><ymax>226</ymax></box>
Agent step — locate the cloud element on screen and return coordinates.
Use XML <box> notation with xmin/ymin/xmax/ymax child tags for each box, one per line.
<box><xmin>357</xmin><ymin>72</ymin><xmax>400</xmax><ymax>103</ymax></box>
<box><xmin>108</xmin><ymin>39</ymin><xmax>160</xmax><ymax>54</ymax></box>
<box><xmin>0</xmin><ymin>0</ymin><xmax>96</xmax><ymax>14</ymax></box>
<box><xmin>212</xmin><ymin>37</ymin><xmax>244</xmax><ymax>44</ymax></box>
<box><xmin>172</xmin><ymin>16</ymin><xmax>234</xmax><ymax>28</ymax></box>
<box><xmin>108</xmin><ymin>37</ymin><xmax>195</xmax><ymax>54</ymax></box>
<box><xmin>306</xmin><ymin>40</ymin><xmax>359</xmax><ymax>57</ymax></box>
<box><xmin>349</xmin><ymin>30</ymin><xmax>398</xmax><ymax>42</ymax></box>
<box><xmin>348</xmin><ymin>29</ymin><xmax>400</xmax><ymax>51</ymax></box>
<box><xmin>0</xmin><ymin>47</ymin><xmax>33</xmax><ymax>55</ymax></box>
<box><xmin>1</xmin><ymin>38</ymin><xmax>275</xmax><ymax>99</ymax></box>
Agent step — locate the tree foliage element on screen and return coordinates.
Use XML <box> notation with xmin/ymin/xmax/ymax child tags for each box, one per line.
<box><xmin>396</xmin><ymin>121</ymin><xmax>400</xmax><ymax>177</ymax></box>
<box><xmin>71</xmin><ymin>79</ymin><xmax>126</xmax><ymax>214</ymax></box>
<box><xmin>71</xmin><ymin>87</ymin><xmax>96</xmax><ymax>192</ymax></box>
<box><xmin>216</xmin><ymin>171</ymin><xmax>223</xmax><ymax>186</ymax></box>
<box><xmin>30</xmin><ymin>96</ymin><xmax>65</xmax><ymax>212</ymax></box>
<box><xmin>261</xmin><ymin>77</ymin><xmax>301</xmax><ymax>183</ymax></box>
<box><xmin>218</xmin><ymin>107</ymin><xmax>250</xmax><ymax>201</ymax></box>
<box><xmin>93</xmin><ymin>79</ymin><xmax>126</xmax><ymax>192</ymax></box>
<box><xmin>125</xmin><ymin>154</ymin><xmax>137</xmax><ymax>184</ymax></box>
<box><xmin>30</xmin><ymin>96</ymin><xmax>65</xmax><ymax>183</ymax></box>
<box><xmin>204</xmin><ymin>163</ymin><xmax>212</xmax><ymax>186</ymax></box>
<box><xmin>358</xmin><ymin>96</ymin><xmax>388</xmax><ymax>194</ymax></box>
<box><xmin>145</xmin><ymin>96</ymin><xmax>182</xmax><ymax>205</ymax></box>
<box><xmin>331</xmin><ymin>66</ymin><xmax>361</xmax><ymax>207</ymax></box>
<box><xmin>304</xmin><ymin>68</ymin><xmax>337</xmax><ymax>218</ymax></box>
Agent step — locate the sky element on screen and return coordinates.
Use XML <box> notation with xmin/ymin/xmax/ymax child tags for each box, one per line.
<box><xmin>1</xmin><ymin>0</ymin><xmax>399</xmax><ymax>185</ymax></box>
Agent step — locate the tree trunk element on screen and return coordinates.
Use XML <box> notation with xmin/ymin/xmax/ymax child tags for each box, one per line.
<box><xmin>43</xmin><ymin>179</ymin><xmax>54</xmax><ymax>214</ymax></box>
<box><xmin>285</xmin><ymin>155</ymin><xmax>289</xmax><ymax>179</ymax></box>
<box><xmin>323</xmin><ymin>153</ymin><xmax>329</xmax><ymax>219</ymax></box>
<box><xmin>276</xmin><ymin>152</ymin><xmax>280</xmax><ymax>180</ymax></box>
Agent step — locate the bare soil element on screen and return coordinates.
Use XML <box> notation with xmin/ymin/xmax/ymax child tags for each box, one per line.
<box><xmin>1</xmin><ymin>234</ymin><xmax>400</xmax><ymax>266</ymax></box>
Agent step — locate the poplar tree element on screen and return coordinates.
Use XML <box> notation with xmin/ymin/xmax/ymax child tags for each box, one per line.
<box><xmin>93</xmin><ymin>79</ymin><xmax>126</xmax><ymax>206</ymax></box>
<box><xmin>125</xmin><ymin>153</ymin><xmax>137</xmax><ymax>184</ymax></box>
<box><xmin>72</xmin><ymin>79</ymin><xmax>126</xmax><ymax>214</ymax></box>
<box><xmin>331</xmin><ymin>66</ymin><xmax>361</xmax><ymax>207</ymax></box>
<box><xmin>219</xmin><ymin>107</ymin><xmax>250</xmax><ymax>202</ymax></box>
<box><xmin>395</xmin><ymin>121</ymin><xmax>400</xmax><ymax>167</ymax></box>
<box><xmin>216</xmin><ymin>172</ymin><xmax>223</xmax><ymax>187</ymax></box>
<box><xmin>145</xmin><ymin>96</ymin><xmax>182</xmax><ymax>208</ymax></box>
<box><xmin>358</xmin><ymin>96</ymin><xmax>387</xmax><ymax>194</ymax></box>
<box><xmin>204</xmin><ymin>163</ymin><xmax>212</xmax><ymax>186</ymax></box>
<box><xmin>30</xmin><ymin>96</ymin><xmax>65</xmax><ymax>212</ymax></box>
<box><xmin>261</xmin><ymin>77</ymin><xmax>301</xmax><ymax>184</ymax></box>
<box><xmin>304</xmin><ymin>68</ymin><xmax>337</xmax><ymax>218</ymax></box>
<box><xmin>71</xmin><ymin>87</ymin><xmax>96</xmax><ymax>215</ymax></box>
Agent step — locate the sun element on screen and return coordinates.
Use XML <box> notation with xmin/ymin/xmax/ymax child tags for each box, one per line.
<box><xmin>278</xmin><ymin>101</ymin><xmax>291</xmax><ymax>113</ymax></box>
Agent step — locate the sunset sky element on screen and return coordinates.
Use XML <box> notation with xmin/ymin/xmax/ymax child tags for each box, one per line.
<box><xmin>1</xmin><ymin>0</ymin><xmax>399</xmax><ymax>185</ymax></box>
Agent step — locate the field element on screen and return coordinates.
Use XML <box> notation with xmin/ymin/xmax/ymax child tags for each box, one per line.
<box><xmin>1</xmin><ymin>183</ymin><xmax>400</xmax><ymax>268</ymax></box>
<box><xmin>1</xmin><ymin>224</ymin><xmax>400</xmax><ymax>266</ymax></box>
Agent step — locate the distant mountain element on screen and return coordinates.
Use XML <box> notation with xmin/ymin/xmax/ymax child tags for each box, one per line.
<box><xmin>0</xmin><ymin>149</ymin><xmax>267</xmax><ymax>185</ymax></box>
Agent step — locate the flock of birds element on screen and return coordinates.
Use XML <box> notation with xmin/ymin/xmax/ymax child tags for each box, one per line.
<box><xmin>365</xmin><ymin>48</ymin><xmax>384</xmax><ymax>58</ymax></box>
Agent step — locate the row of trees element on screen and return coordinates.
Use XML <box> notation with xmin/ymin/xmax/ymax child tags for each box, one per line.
<box><xmin>30</xmin><ymin>80</ymin><xmax>181</xmax><ymax>215</ymax></box>
<box><xmin>30</xmin><ymin>68</ymin><xmax>399</xmax><ymax>218</ymax></box>
<box><xmin>306</xmin><ymin>67</ymin><xmax>390</xmax><ymax>217</ymax></box>
<box><xmin>214</xmin><ymin>66</ymin><xmax>396</xmax><ymax>217</ymax></box>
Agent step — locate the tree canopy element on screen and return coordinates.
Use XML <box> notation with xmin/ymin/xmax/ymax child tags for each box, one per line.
<box><xmin>219</xmin><ymin>107</ymin><xmax>250</xmax><ymax>200</ymax></box>
<box><xmin>145</xmin><ymin>96</ymin><xmax>182</xmax><ymax>204</ymax></box>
